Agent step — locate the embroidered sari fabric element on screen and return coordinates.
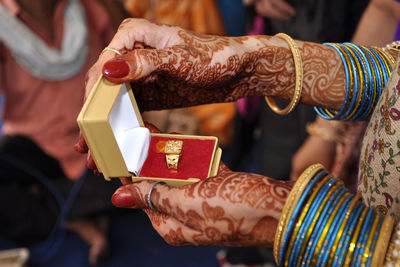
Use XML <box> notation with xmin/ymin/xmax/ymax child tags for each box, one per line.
<box><xmin>358</xmin><ymin>56</ymin><xmax>400</xmax><ymax>221</ymax></box>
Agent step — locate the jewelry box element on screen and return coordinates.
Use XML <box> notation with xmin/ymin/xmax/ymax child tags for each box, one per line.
<box><xmin>77</xmin><ymin>77</ymin><xmax>222</xmax><ymax>186</ymax></box>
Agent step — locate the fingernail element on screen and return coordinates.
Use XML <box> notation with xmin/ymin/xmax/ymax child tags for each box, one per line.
<box><xmin>112</xmin><ymin>188</ymin><xmax>135</xmax><ymax>207</ymax></box>
<box><xmin>103</xmin><ymin>58</ymin><xmax>130</xmax><ymax>79</ymax></box>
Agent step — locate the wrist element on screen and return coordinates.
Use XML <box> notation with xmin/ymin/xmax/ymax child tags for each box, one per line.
<box><xmin>230</xmin><ymin>35</ymin><xmax>277</xmax><ymax>97</ymax></box>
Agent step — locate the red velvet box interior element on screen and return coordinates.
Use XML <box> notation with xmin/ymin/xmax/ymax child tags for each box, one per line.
<box><xmin>139</xmin><ymin>136</ymin><xmax>216</xmax><ymax>180</ymax></box>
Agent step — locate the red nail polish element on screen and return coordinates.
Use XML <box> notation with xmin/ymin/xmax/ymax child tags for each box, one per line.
<box><xmin>103</xmin><ymin>58</ymin><xmax>130</xmax><ymax>79</ymax></box>
<box><xmin>112</xmin><ymin>188</ymin><xmax>135</xmax><ymax>207</ymax></box>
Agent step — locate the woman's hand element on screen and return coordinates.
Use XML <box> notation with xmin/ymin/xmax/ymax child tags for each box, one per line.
<box><xmin>85</xmin><ymin>18</ymin><xmax>346</xmax><ymax>113</ymax></box>
<box><xmin>85</xmin><ymin>18</ymin><xmax>255</xmax><ymax>111</ymax></box>
<box><xmin>111</xmin><ymin>163</ymin><xmax>292</xmax><ymax>246</ymax></box>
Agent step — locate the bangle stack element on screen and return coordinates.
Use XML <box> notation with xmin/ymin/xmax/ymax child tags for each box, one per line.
<box><xmin>314</xmin><ymin>43</ymin><xmax>393</xmax><ymax>121</ymax></box>
<box><xmin>274</xmin><ymin>164</ymin><xmax>395</xmax><ymax>267</ymax></box>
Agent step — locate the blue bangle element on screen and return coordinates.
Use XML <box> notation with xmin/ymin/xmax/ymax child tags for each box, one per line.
<box><xmin>332</xmin><ymin>202</ymin><xmax>364</xmax><ymax>265</ymax></box>
<box><xmin>353</xmin><ymin>207</ymin><xmax>375</xmax><ymax>265</ymax></box>
<box><xmin>359</xmin><ymin>46</ymin><xmax>380</xmax><ymax>120</ymax></box>
<box><xmin>316</xmin><ymin>193</ymin><xmax>353</xmax><ymax>265</ymax></box>
<box><xmin>363</xmin><ymin>46</ymin><xmax>384</xmax><ymax>97</ymax></box>
<box><xmin>344</xmin><ymin>43</ymin><xmax>373</xmax><ymax>121</ymax></box>
<box><xmin>373</xmin><ymin>47</ymin><xmax>393</xmax><ymax>79</ymax></box>
<box><xmin>314</xmin><ymin>43</ymin><xmax>351</xmax><ymax>120</ymax></box>
<box><xmin>369</xmin><ymin>47</ymin><xmax>391</xmax><ymax>85</ymax></box>
<box><xmin>278</xmin><ymin>169</ymin><xmax>328</xmax><ymax>264</ymax></box>
<box><xmin>289</xmin><ymin>178</ymin><xmax>338</xmax><ymax>265</ymax></box>
<box><xmin>301</xmin><ymin>186</ymin><xmax>347</xmax><ymax>266</ymax></box>
<box><xmin>352</xmin><ymin>44</ymin><xmax>376</xmax><ymax>120</ymax></box>
<box><xmin>337</xmin><ymin>43</ymin><xmax>360</xmax><ymax>120</ymax></box>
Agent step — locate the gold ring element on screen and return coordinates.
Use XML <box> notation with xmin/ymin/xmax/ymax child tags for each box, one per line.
<box><xmin>166</xmin><ymin>154</ymin><xmax>180</xmax><ymax>170</ymax></box>
<box><xmin>165</xmin><ymin>140</ymin><xmax>183</xmax><ymax>171</ymax></box>
<box><xmin>265</xmin><ymin>33</ymin><xmax>303</xmax><ymax>115</ymax></box>
<box><xmin>100</xmin><ymin>46</ymin><xmax>123</xmax><ymax>57</ymax></box>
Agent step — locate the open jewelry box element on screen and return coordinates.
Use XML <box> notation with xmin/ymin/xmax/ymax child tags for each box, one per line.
<box><xmin>77</xmin><ymin>77</ymin><xmax>222</xmax><ymax>186</ymax></box>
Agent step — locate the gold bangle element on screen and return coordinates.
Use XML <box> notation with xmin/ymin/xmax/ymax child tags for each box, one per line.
<box><xmin>273</xmin><ymin>163</ymin><xmax>325</xmax><ymax>265</ymax></box>
<box><xmin>265</xmin><ymin>33</ymin><xmax>303</xmax><ymax>115</ymax></box>
<box><xmin>371</xmin><ymin>215</ymin><xmax>394</xmax><ymax>267</ymax></box>
<box><xmin>383</xmin><ymin>220</ymin><xmax>400</xmax><ymax>266</ymax></box>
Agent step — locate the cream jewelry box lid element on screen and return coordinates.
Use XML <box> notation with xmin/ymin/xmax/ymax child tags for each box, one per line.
<box><xmin>77</xmin><ymin>76</ymin><xmax>221</xmax><ymax>186</ymax></box>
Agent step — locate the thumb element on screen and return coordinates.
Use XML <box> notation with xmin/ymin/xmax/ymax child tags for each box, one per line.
<box><xmin>111</xmin><ymin>180</ymin><xmax>178</xmax><ymax>212</ymax></box>
<box><xmin>102</xmin><ymin>48</ymin><xmax>166</xmax><ymax>83</ymax></box>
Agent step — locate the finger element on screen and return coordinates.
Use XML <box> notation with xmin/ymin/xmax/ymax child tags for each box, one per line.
<box><xmin>86</xmin><ymin>152</ymin><xmax>101</xmax><ymax>176</ymax></box>
<box><xmin>85</xmin><ymin>18</ymin><xmax>183</xmax><ymax>100</ymax></box>
<box><xmin>102</xmin><ymin>49</ymin><xmax>164</xmax><ymax>83</ymax></box>
<box><xmin>74</xmin><ymin>131</ymin><xmax>89</xmax><ymax>153</ymax></box>
<box><xmin>119</xmin><ymin>177</ymin><xmax>133</xmax><ymax>185</ymax></box>
<box><xmin>217</xmin><ymin>161</ymin><xmax>231</xmax><ymax>175</ymax></box>
<box><xmin>111</xmin><ymin>180</ymin><xmax>183</xmax><ymax>214</ymax></box>
<box><xmin>144</xmin><ymin>121</ymin><xmax>162</xmax><ymax>133</ymax></box>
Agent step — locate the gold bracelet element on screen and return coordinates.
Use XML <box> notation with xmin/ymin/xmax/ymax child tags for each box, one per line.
<box><xmin>265</xmin><ymin>33</ymin><xmax>303</xmax><ymax>115</ymax></box>
<box><xmin>371</xmin><ymin>215</ymin><xmax>394</xmax><ymax>267</ymax></box>
<box><xmin>273</xmin><ymin>163</ymin><xmax>325</xmax><ymax>265</ymax></box>
<box><xmin>384</xmin><ymin>220</ymin><xmax>400</xmax><ymax>266</ymax></box>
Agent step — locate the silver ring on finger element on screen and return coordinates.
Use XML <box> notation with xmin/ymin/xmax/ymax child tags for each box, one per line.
<box><xmin>147</xmin><ymin>181</ymin><xmax>166</xmax><ymax>211</ymax></box>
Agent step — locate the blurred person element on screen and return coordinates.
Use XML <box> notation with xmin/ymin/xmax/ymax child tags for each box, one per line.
<box><xmin>0</xmin><ymin>0</ymin><xmax>127</xmax><ymax>264</ymax></box>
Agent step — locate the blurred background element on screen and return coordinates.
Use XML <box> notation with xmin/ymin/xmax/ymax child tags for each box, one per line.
<box><xmin>0</xmin><ymin>0</ymin><xmax>369</xmax><ymax>266</ymax></box>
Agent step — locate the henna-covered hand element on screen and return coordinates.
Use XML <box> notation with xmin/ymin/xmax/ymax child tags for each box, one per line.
<box><xmin>77</xmin><ymin>19</ymin><xmax>348</xmax><ymax>152</ymax></box>
<box><xmin>111</xmin><ymin>163</ymin><xmax>293</xmax><ymax>247</ymax></box>
<box><xmin>83</xmin><ymin>18</ymin><xmax>347</xmax><ymax>113</ymax></box>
